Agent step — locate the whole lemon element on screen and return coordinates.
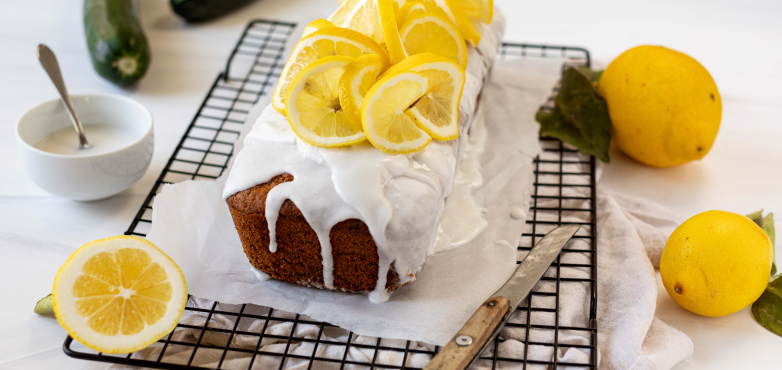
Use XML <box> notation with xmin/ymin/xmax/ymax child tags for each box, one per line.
<box><xmin>660</xmin><ymin>210</ymin><xmax>773</xmax><ymax>317</ymax></box>
<box><xmin>598</xmin><ymin>45</ymin><xmax>721</xmax><ymax>167</ymax></box>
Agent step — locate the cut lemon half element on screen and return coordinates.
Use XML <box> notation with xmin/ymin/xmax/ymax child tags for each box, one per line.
<box><xmin>339</xmin><ymin>54</ymin><xmax>386</xmax><ymax>130</ymax></box>
<box><xmin>361</xmin><ymin>70</ymin><xmax>431</xmax><ymax>154</ymax></box>
<box><xmin>52</xmin><ymin>236</ymin><xmax>187</xmax><ymax>354</ymax></box>
<box><xmin>381</xmin><ymin>53</ymin><xmax>464</xmax><ymax>140</ymax></box>
<box><xmin>419</xmin><ymin>0</ymin><xmax>480</xmax><ymax>46</ymax></box>
<box><xmin>286</xmin><ymin>56</ymin><xmax>367</xmax><ymax>147</ymax></box>
<box><xmin>453</xmin><ymin>0</ymin><xmax>492</xmax><ymax>23</ymax></box>
<box><xmin>400</xmin><ymin>12</ymin><xmax>467</xmax><ymax>69</ymax></box>
<box><xmin>302</xmin><ymin>19</ymin><xmax>335</xmax><ymax>38</ymax></box>
<box><xmin>396</xmin><ymin>1</ymin><xmax>429</xmax><ymax>26</ymax></box>
<box><xmin>272</xmin><ymin>27</ymin><xmax>390</xmax><ymax>114</ymax></box>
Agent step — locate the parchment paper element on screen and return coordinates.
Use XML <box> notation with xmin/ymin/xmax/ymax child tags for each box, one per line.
<box><xmin>145</xmin><ymin>57</ymin><xmax>562</xmax><ymax>345</ymax></box>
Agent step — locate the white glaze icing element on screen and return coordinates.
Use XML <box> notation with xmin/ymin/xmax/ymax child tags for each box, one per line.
<box><xmin>223</xmin><ymin>12</ymin><xmax>506</xmax><ymax>303</ymax></box>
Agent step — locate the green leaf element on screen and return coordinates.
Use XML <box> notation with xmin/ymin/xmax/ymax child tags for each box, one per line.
<box><xmin>536</xmin><ymin>67</ymin><xmax>612</xmax><ymax>163</ymax></box>
<box><xmin>752</xmin><ymin>275</ymin><xmax>782</xmax><ymax>337</ymax></box>
<box><xmin>576</xmin><ymin>66</ymin><xmax>603</xmax><ymax>89</ymax></box>
<box><xmin>747</xmin><ymin>210</ymin><xmax>776</xmax><ymax>277</ymax></box>
<box><xmin>34</xmin><ymin>293</ymin><xmax>54</xmax><ymax>315</ymax></box>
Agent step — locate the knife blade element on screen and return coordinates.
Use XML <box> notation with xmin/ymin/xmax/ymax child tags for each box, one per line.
<box><xmin>424</xmin><ymin>224</ymin><xmax>580</xmax><ymax>370</ymax></box>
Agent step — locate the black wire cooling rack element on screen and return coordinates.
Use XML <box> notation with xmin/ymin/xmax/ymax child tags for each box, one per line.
<box><xmin>63</xmin><ymin>19</ymin><xmax>598</xmax><ymax>370</ymax></box>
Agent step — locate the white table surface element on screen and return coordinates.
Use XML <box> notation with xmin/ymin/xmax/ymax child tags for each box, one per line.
<box><xmin>1</xmin><ymin>0</ymin><xmax>780</xmax><ymax>368</ymax></box>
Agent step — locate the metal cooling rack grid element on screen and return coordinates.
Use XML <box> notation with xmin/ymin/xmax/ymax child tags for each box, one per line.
<box><xmin>63</xmin><ymin>21</ymin><xmax>598</xmax><ymax>370</ymax></box>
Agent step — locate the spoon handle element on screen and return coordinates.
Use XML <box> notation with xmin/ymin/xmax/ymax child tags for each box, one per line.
<box><xmin>37</xmin><ymin>44</ymin><xmax>91</xmax><ymax>149</ymax></box>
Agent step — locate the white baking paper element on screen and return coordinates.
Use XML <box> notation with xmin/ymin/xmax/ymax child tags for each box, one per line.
<box><xmin>145</xmin><ymin>57</ymin><xmax>562</xmax><ymax>345</ymax></box>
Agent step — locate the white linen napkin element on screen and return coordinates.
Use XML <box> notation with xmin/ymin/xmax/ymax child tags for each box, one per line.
<box><xmin>110</xmin><ymin>59</ymin><xmax>693</xmax><ymax>369</ymax></box>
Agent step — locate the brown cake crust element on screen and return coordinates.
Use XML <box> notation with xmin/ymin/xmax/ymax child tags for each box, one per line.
<box><xmin>226</xmin><ymin>173</ymin><xmax>404</xmax><ymax>293</ymax></box>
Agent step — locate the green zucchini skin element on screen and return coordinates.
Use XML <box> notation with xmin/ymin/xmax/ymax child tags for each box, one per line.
<box><xmin>170</xmin><ymin>0</ymin><xmax>257</xmax><ymax>23</ymax></box>
<box><xmin>84</xmin><ymin>0</ymin><xmax>151</xmax><ymax>87</ymax></box>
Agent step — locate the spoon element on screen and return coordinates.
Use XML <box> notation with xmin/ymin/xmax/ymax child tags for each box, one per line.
<box><xmin>37</xmin><ymin>44</ymin><xmax>91</xmax><ymax>149</ymax></box>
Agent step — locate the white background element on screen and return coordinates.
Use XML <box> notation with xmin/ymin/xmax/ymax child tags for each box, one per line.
<box><xmin>1</xmin><ymin>0</ymin><xmax>780</xmax><ymax>368</ymax></box>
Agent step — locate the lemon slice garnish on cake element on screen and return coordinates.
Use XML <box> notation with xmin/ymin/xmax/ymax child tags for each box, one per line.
<box><xmin>302</xmin><ymin>19</ymin><xmax>335</xmax><ymax>37</ymax></box>
<box><xmin>272</xmin><ymin>27</ymin><xmax>390</xmax><ymax>115</ymax></box>
<box><xmin>419</xmin><ymin>0</ymin><xmax>480</xmax><ymax>46</ymax></box>
<box><xmin>396</xmin><ymin>1</ymin><xmax>429</xmax><ymax>26</ymax></box>
<box><xmin>381</xmin><ymin>53</ymin><xmax>465</xmax><ymax>140</ymax></box>
<box><xmin>339</xmin><ymin>54</ymin><xmax>386</xmax><ymax>130</ymax></box>
<box><xmin>286</xmin><ymin>56</ymin><xmax>367</xmax><ymax>147</ymax></box>
<box><xmin>399</xmin><ymin>12</ymin><xmax>467</xmax><ymax>69</ymax></box>
<box><xmin>328</xmin><ymin>0</ymin><xmax>385</xmax><ymax>46</ymax></box>
<box><xmin>52</xmin><ymin>236</ymin><xmax>187</xmax><ymax>354</ymax></box>
<box><xmin>378</xmin><ymin>0</ymin><xmax>409</xmax><ymax>64</ymax></box>
<box><xmin>361</xmin><ymin>69</ymin><xmax>431</xmax><ymax>154</ymax></box>
<box><xmin>453</xmin><ymin>0</ymin><xmax>493</xmax><ymax>23</ymax></box>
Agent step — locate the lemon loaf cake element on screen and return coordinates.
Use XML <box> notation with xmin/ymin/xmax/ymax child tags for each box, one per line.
<box><xmin>223</xmin><ymin>3</ymin><xmax>505</xmax><ymax>303</ymax></box>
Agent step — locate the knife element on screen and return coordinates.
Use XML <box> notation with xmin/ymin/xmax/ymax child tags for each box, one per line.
<box><xmin>424</xmin><ymin>224</ymin><xmax>581</xmax><ymax>370</ymax></box>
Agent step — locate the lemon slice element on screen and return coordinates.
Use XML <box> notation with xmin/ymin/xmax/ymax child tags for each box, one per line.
<box><xmin>396</xmin><ymin>1</ymin><xmax>428</xmax><ymax>26</ymax></box>
<box><xmin>272</xmin><ymin>27</ymin><xmax>390</xmax><ymax>115</ymax></box>
<box><xmin>378</xmin><ymin>0</ymin><xmax>409</xmax><ymax>64</ymax></box>
<box><xmin>400</xmin><ymin>12</ymin><xmax>467</xmax><ymax>69</ymax></box>
<box><xmin>52</xmin><ymin>236</ymin><xmax>187</xmax><ymax>354</ymax></box>
<box><xmin>361</xmin><ymin>70</ymin><xmax>431</xmax><ymax>154</ymax></box>
<box><xmin>328</xmin><ymin>0</ymin><xmax>384</xmax><ymax>46</ymax></box>
<box><xmin>453</xmin><ymin>0</ymin><xmax>492</xmax><ymax>23</ymax></box>
<box><xmin>286</xmin><ymin>56</ymin><xmax>367</xmax><ymax>147</ymax></box>
<box><xmin>339</xmin><ymin>54</ymin><xmax>386</xmax><ymax>130</ymax></box>
<box><xmin>302</xmin><ymin>19</ymin><xmax>335</xmax><ymax>37</ymax></box>
<box><xmin>419</xmin><ymin>0</ymin><xmax>480</xmax><ymax>46</ymax></box>
<box><xmin>381</xmin><ymin>53</ymin><xmax>464</xmax><ymax>140</ymax></box>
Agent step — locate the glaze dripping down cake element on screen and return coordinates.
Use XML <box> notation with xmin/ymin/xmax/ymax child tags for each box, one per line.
<box><xmin>223</xmin><ymin>5</ymin><xmax>505</xmax><ymax>303</ymax></box>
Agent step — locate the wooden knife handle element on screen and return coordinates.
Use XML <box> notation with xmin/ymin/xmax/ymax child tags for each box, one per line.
<box><xmin>424</xmin><ymin>296</ymin><xmax>511</xmax><ymax>370</ymax></box>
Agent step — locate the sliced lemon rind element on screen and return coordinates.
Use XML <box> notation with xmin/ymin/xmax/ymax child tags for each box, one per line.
<box><xmin>286</xmin><ymin>56</ymin><xmax>368</xmax><ymax>147</ymax></box>
<box><xmin>52</xmin><ymin>236</ymin><xmax>187</xmax><ymax>354</ymax></box>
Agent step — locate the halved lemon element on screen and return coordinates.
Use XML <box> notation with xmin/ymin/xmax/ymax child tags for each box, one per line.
<box><xmin>400</xmin><ymin>12</ymin><xmax>467</xmax><ymax>69</ymax></box>
<box><xmin>339</xmin><ymin>54</ymin><xmax>386</xmax><ymax>130</ymax></box>
<box><xmin>52</xmin><ymin>236</ymin><xmax>187</xmax><ymax>354</ymax></box>
<box><xmin>419</xmin><ymin>0</ymin><xmax>480</xmax><ymax>46</ymax></box>
<box><xmin>381</xmin><ymin>53</ymin><xmax>464</xmax><ymax>140</ymax></box>
<box><xmin>302</xmin><ymin>19</ymin><xmax>335</xmax><ymax>38</ymax></box>
<box><xmin>361</xmin><ymin>70</ymin><xmax>431</xmax><ymax>154</ymax></box>
<box><xmin>453</xmin><ymin>0</ymin><xmax>492</xmax><ymax>23</ymax></box>
<box><xmin>272</xmin><ymin>27</ymin><xmax>390</xmax><ymax>115</ymax></box>
<box><xmin>286</xmin><ymin>56</ymin><xmax>367</xmax><ymax>147</ymax></box>
<box><xmin>396</xmin><ymin>1</ymin><xmax>429</xmax><ymax>26</ymax></box>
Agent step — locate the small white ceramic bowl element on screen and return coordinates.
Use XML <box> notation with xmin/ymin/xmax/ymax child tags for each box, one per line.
<box><xmin>16</xmin><ymin>94</ymin><xmax>154</xmax><ymax>201</ymax></box>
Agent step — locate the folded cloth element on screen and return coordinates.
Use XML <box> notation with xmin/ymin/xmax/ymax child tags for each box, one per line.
<box><xmin>111</xmin><ymin>184</ymin><xmax>693</xmax><ymax>370</ymax></box>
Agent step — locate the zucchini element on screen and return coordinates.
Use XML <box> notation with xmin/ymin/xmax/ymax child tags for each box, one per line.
<box><xmin>84</xmin><ymin>0</ymin><xmax>150</xmax><ymax>86</ymax></box>
<box><xmin>170</xmin><ymin>0</ymin><xmax>257</xmax><ymax>23</ymax></box>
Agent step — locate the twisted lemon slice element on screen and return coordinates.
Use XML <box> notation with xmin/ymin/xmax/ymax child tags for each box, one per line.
<box><xmin>302</xmin><ymin>19</ymin><xmax>335</xmax><ymax>38</ymax></box>
<box><xmin>396</xmin><ymin>1</ymin><xmax>429</xmax><ymax>26</ymax></box>
<box><xmin>453</xmin><ymin>0</ymin><xmax>493</xmax><ymax>23</ymax></box>
<box><xmin>339</xmin><ymin>54</ymin><xmax>386</xmax><ymax>129</ymax></box>
<box><xmin>272</xmin><ymin>27</ymin><xmax>390</xmax><ymax>115</ymax></box>
<box><xmin>420</xmin><ymin>0</ymin><xmax>480</xmax><ymax>46</ymax></box>
<box><xmin>52</xmin><ymin>236</ymin><xmax>187</xmax><ymax>354</ymax></box>
<box><xmin>400</xmin><ymin>12</ymin><xmax>467</xmax><ymax>69</ymax></box>
<box><xmin>361</xmin><ymin>69</ymin><xmax>431</xmax><ymax>154</ymax></box>
<box><xmin>286</xmin><ymin>56</ymin><xmax>367</xmax><ymax>147</ymax></box>
<box><xmin>381</xmin><ymin>53</ymin><xmax>464</xmax><ymax>140</ymax></box>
